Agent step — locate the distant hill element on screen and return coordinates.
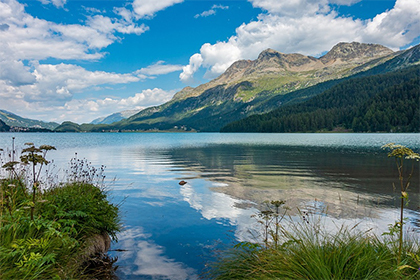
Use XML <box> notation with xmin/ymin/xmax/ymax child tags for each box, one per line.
<box><xmin>0</xmin><ymin>110</ymin><xmax>59</xmax><ymax>130</ymax></box>
<box><xmin>90</xmin><ymin>109</ymin><xmax>141</xmax><ymax>125</ymax></box>
<box><xmin>221</xmin><ymin>65</ymin><xmax>419</xmax><ymax>133</ymax></box>
<box><xmin>54</xmin><ymin>121</ymin><xmax>109</xmax><ymax>133</ymax></box>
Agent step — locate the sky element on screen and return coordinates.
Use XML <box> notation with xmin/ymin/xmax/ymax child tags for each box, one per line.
<box><xmin>0</xmin><ymin>0</ymin><xmax>419</xmax><ymax>124</ymax></box>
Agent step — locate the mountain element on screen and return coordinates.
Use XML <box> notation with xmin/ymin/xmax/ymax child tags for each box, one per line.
<box><xmin>58</xmin><ymin>42</ymin><xmax>419</xmax><ymax>133</ymax></box>
<box><xmin>0</xmin><ymin>110</ymin><xmax>59</xmax><ymax>130</ymax></box>
<box><xmin>90</xmin><ymin>109</ymin><xmax>141</xmax><ymax>125</ymax></box>
<box><xmin>221</xmin><ymin>65</ymin><xmax>419</xmax><ymax>133</ymax></box>
<box><xmin>105</xmin><ymin>42</ymin><xmax>403</xmax><ymax>132</ymax></box>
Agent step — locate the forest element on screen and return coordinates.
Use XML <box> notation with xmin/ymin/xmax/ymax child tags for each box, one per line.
<box><xmin>221</xmin><ymin>65</ymin><xmax>420</xmax><ymax>133</ymax></box>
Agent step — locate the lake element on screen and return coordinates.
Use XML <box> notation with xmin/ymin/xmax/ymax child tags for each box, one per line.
<box><xmin>0</xmin><ymin>133</ymin><xmax>419</xmax><ymax>279</ymax></box>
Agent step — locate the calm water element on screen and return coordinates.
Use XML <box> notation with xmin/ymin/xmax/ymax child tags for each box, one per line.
<box><xmin>0</xmin><ymin>133</ymin><xmax>419</xmax><ymax>279</ymax></box>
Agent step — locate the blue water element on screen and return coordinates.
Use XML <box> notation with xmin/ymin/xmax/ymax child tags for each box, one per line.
<box><xmin>0</xmin><ymin>133</ymin><xmax>419</xmax><ymax>279</ymax></box>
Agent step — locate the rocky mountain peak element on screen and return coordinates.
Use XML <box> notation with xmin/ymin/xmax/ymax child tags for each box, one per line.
<box><xmin>321</xmin><ymin>42</ymin><xmax>393</xmax><ymax>64</ymax></box>
<box><xmin>257</xmin><ymin>48</ymin><xmax>284</xmax><ymax>61</ymax></box>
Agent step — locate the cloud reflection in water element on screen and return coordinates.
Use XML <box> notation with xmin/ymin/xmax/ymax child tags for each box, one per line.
<box><xmin>116</xmin><ymin>227</ymin><xmax>198</xmax><ymax>280</ymax></box>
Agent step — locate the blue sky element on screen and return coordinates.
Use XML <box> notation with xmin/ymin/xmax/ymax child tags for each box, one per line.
<box><xmin>0</xmin><ymin>0</ymin><xmax>419</xmax><ymax>123</ymax></box>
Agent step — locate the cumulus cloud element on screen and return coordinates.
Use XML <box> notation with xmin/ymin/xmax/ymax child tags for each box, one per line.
<box><xmin>179</xmin><ymin>53</ymin><xmax>204</xmax><ymax>83</ymax></box>
<box><xmin>58</xmin><ymin>88</ymin><xmax>175</xmax><ymax>123</ymax></box>
<box><xmin>23</xmin><ymin>63</ymin><xmax>141</xmax><ymax>103</ymax></box>
<box><xmin>132</xmin><ymin>0</ymin><xmax>184</xmax><ymax>19</ymax></box>
<box><xmin>181</xmin><ymin>0</ymin><xmax>420</xmax><ymax>81</ymax></box>
<box><xmin>0</xmin><ymin>0</ymin><xmax>148</xmax><ymax>63</ymax></box>
<box><xmin>194</xmin><ymin>4</ymin><xmax>229</xmax><ymax>18</ymax></box>
<box><xmin>0</xmin><ymin>80</ymin><xmax>175</xmax><ymax>123</ymax></box>
<box><xmin>0</xmin><ymin>0</ymin><xmax>156</xmax><ymax>122</ymax></box>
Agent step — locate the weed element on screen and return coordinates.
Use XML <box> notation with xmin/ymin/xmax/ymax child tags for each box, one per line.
<box><xmin>382</xmin><ymin>143</ymin><xmax>419</xmax><ymax>263</ymax></box>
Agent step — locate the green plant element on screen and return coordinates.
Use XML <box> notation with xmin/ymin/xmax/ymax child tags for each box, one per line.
<box><xmin>20</xmin><ymin>143</ymin><xmax>56</xmax><ymax>220</ymax></box>
<box><xmin>382</xmin><ymin>143</ymin><xmax>419</xmax><ymax>263</ymax></box>
<box><xmin>0</xmin><ymin>141</ymin><xmax>121</xmax><ymax>279</ymax></box>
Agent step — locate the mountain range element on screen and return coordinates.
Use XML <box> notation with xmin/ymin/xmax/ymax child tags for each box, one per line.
<box><xmin>82</xmin><ymin>41</ymin><xmax>417</xmax><ymax>132</ymax></box>
<box><xmin>1</xmin><ymin>41</ymin><xmax>419</xmax><ymax>133</ymax></box>
<box><xmin>0</xmin><ymin>110</ymin><xmax>59</xmax><ymax>130</ymax></box>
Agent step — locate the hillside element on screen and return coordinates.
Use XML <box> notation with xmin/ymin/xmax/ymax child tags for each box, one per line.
<box><xmin>0</xmin><ymin>110</ymin><xmax>59</xmax><ymax>130</ymax></box>
<box><xmin>0</xmin><ymin>119</ymin><xmax>10</xmax><ymax>132</ymax></box>
<box><xmin>104</xmin><ymin>42</ymin><xmax>413</xmax><ymax>132</ymax></box>
<box><xmin>221</xmin><ymin>65</ymin><xmax>420</xmax><ymax>133</ymax></box>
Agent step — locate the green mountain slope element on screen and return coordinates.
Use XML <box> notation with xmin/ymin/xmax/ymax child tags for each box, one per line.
<box><xmin>0</xmin><ymin>110</ymin><xmax>59</xmax><ymax>130</ymax></box>
<box><xmin>0</xmin><ymin>119</ymin><xmax>10</xmax><ymax>132</ymax></box>
<box><xmin>106</xmin><ymin>42</ymin><xmax>402</xmax><ymax>132</ymax></box>
<box><xmin>221</xmin><ymin>65</ymin><xmax>420</xmax><ymax>133</ymax></box>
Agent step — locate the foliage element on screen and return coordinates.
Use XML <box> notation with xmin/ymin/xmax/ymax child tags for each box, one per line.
<box><xmin>0</xmin><ymin>142</ymin><xmax>121</xmax><ymax>279</ymax></box>
<box><xmin>38</xmin><ymin>182</ymin><xmax>120</xmax><ymax>241</ymax></box>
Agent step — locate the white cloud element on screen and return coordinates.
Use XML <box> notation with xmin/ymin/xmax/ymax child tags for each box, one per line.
<box><xmin>0</xmin><ymin>81</ymin><xmax>175</xmax><ymax>123</ymax></box>
<box><xmin>0</xmin><ymin>0</ymin><xmax>148</xmax><ymax>62</ymax></box>
<box><xmin>0</xmin><ymin>0</ymin><xmax>156</xmax><ymax>122</ymax></box>
<box><xmin>363</xmin><ymin>0</ymin><xmax>420</xmax><ymax>47</ymax></box>
<box><xmin>132</xmin><ymin>0</ymin><xmax>184</xmax><ymax>19</ymax></box>
<box><xmin>250</xmin><ymin>0</ymin><xmax>331</xmax><ymax>16</ymax></box>
<box><xmin>38</xmin><ymin>0</ymin><xmax>67</xmax><ymax>8</ymax></box>
<box><xmin>24</xmin><ymin>63</ymin><xmax>140</xmax><ymax>101</ymax></box>
<box><xmin>0</xmin><ymin>60</ymin><xmax>149</xmax><ymax>122</ymax></box>
<box><xmin>136</xmin><ymin>61</ymin><xmax>184</xmax><ymax>76</ymax></box>
<box><xmin>181</xmin><ymin>0</ymin><xmax>420</xmax><ymax>81</ymax></box>
<box><xmin>59</xmin><ymin>88</ymin><xmax>175</xmax><ymax>123</ymax></box>
<box><xmin>194</xmin><ymin>4</ymin><xmax>229</xmax><ymax>18</ymax></box>
<box><xmin>179</xmin><ymin>54</ymin><xmax>204</xmax><ymax>83</ymax></box>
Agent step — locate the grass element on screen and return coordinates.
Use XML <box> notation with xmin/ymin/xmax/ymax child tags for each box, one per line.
<box><xmin>209</xmin><ymin>216</ymin><xmax>420</xmax><ymax>280</ymax></box>
<box><xmin>0</xmin><ymin>148</ymin><xmax>121</xmax><ymax>279</ymax></box>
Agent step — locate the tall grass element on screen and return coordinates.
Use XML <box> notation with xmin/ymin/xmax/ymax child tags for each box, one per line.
<box><xmin>209</xmin><ymin>215</ymin><xmax>420</xmax><ymax>280</ymax></box>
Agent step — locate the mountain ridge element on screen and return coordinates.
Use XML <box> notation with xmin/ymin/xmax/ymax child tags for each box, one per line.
<box><xmin>112</xmin><ymin>42</ymin><xmax>407</xmax><ymax>132</ymax></box>
<box><xmin>53</xmin><ymin>41</ymin><xmax>419</xmax><ymax>133</ymax></box>
<box><xmin>0</xmin><ymin>110</ymin><xmax>59</xmax><ymax>130</ymax></box>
